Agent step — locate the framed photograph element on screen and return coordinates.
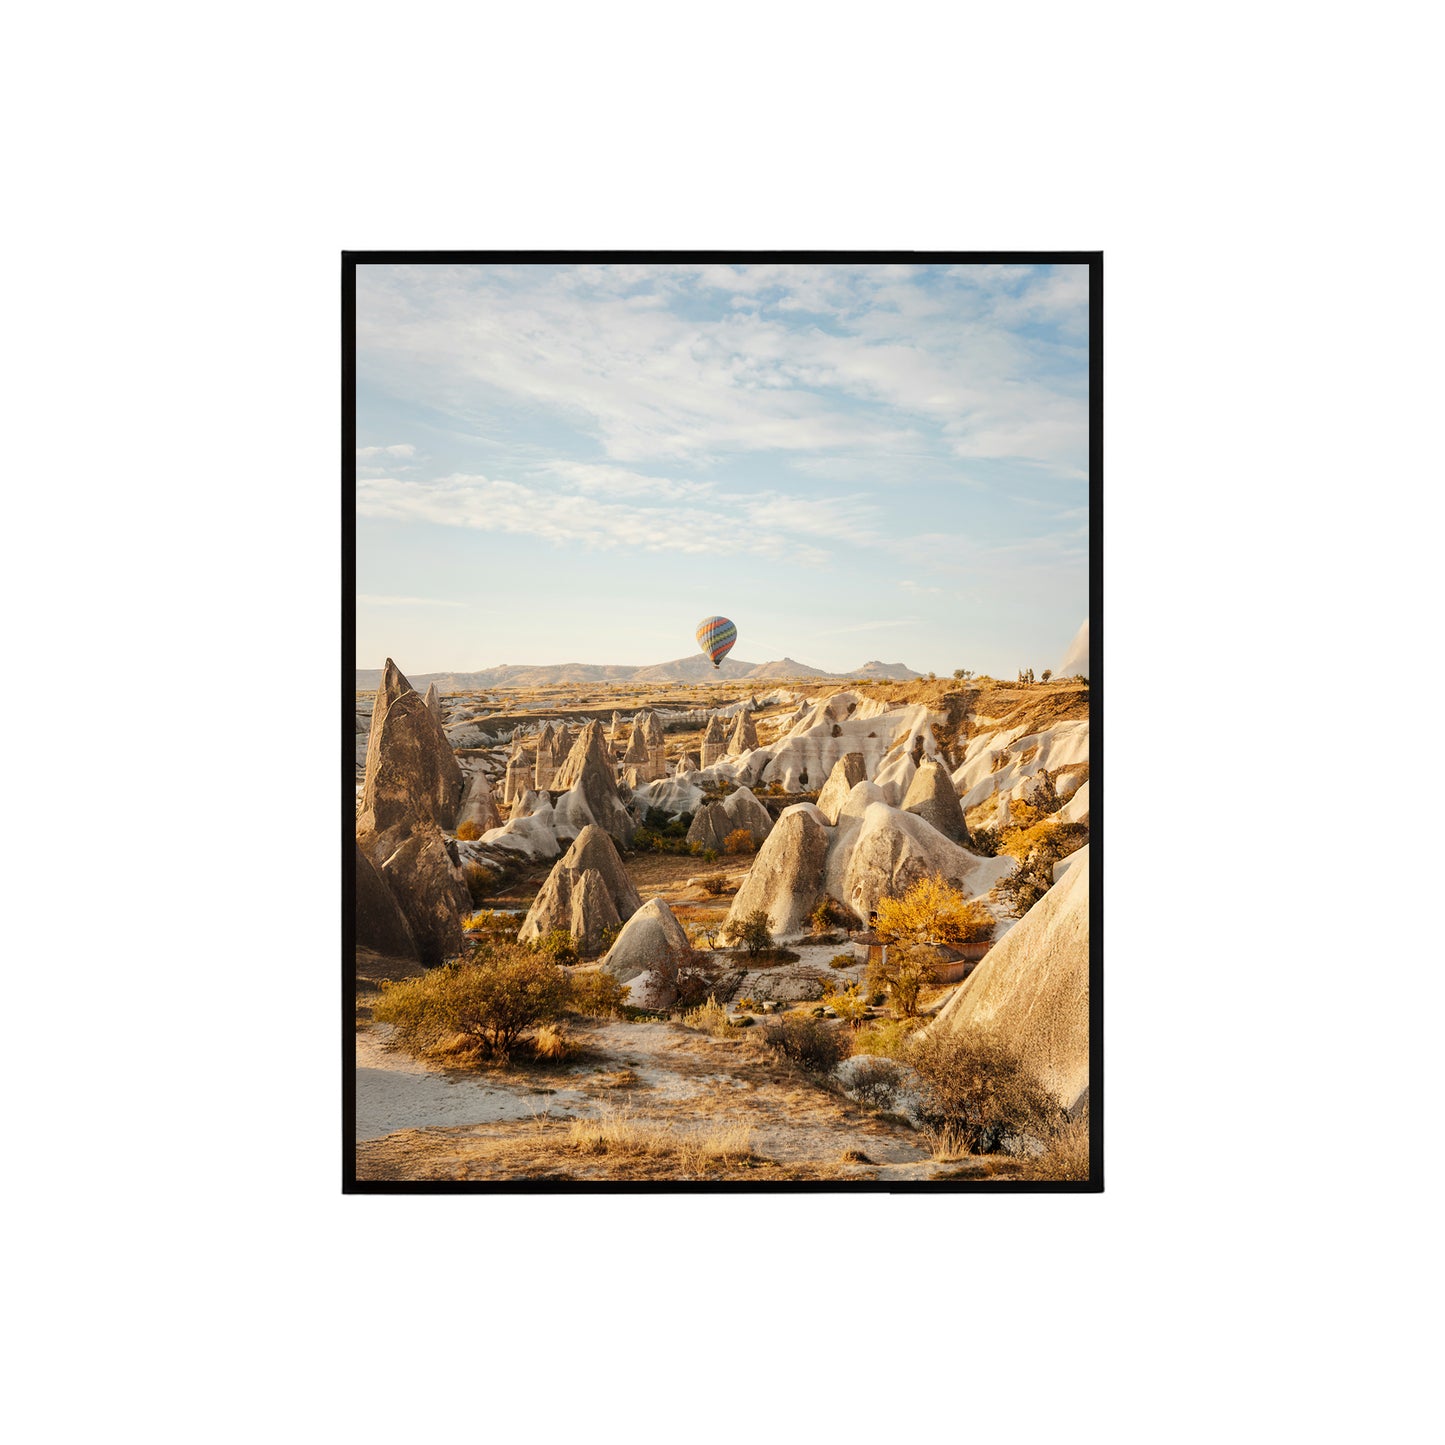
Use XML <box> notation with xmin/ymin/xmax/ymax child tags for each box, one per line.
<box><xmin>344</xmin><ymin>253</ymin><xmax>1100</xmax><ymax>1192</ymax></box>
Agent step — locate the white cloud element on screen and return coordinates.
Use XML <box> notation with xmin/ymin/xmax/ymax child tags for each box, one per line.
<box><xmin>357</xmin><ymin>443</ymin><xmax>415</xmax><ymax>460</ymax></box>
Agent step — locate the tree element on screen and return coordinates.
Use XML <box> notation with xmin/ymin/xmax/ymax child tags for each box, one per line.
<box><xmin>867</xmin><ymin>945</ymin><xmax>935</xmax><ymax>1018</ymax></box>
<box><xmin>827</xmin><ymin>982</ymin><xmax>871</xmax><ymax>1029</ymax></box>
<box><xmin>725</xmin><ymin>907</ymin><xmax>773</xmax><ymax>956</ymax></box>
<box><xmin>874</xmin><ymin>873</ymin><xmax>996</xmax><ymax>948</ymax></box>
<box><xmin>1041</xmin><ymin>668</ymin><xmax>1053</xmax><ymax>683</ymax></box>
<box><xmin>952</xmin><ymin>668</ymin><xmax>974</xmax><ymax>681</ymax></box>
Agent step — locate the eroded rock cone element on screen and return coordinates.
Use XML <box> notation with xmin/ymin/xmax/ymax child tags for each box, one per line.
<box><xmin>367</xmin><ymin>661</ymin><xmax>419</xmax><ymax>786</ymax></box>
<box><xmin>377</xmin><ymin>825</ymin><xmax>471</xmax><ymax>965</ymax></box>
<box><xmin>457</xmin><ymin>770</ymin><xmax>502</xmax><ymax>833</ymax></box>
<box><xmin>601</xmin><ymin>898</ymin><xmax>691</xmax><ymax>983</ymax></box>
<box><xmin>685</xmin><ymin>800</ymin><xmax>731</xmax><ymax>853</ymax></box>
<box><xmin>355</xmin><ymin>841</ymin><xmax>418</xmax><ymax>960</ymax></box>
<box><xmin>534</xmin><ymin>723</ymin><xmax>557</xmax><ymax>790</ymax></box>
<box><xmin>357</xmin><ymin>689</ymin><xmax>465</xmax><ymax>840</ymax></box>
<box><xmin>422</xmin><ymin>681</ymin><xmax>442</xmax><ymax>723</ymax></box>
<box><xmin>609</xmin><ymin>711</ymin><xmax>623</xmax><ymax>749</ymax></box>
<box><xmin>622</xmin><ymin>724</ymin><xmax>651</xmax><ymax>771</ymax></box>
<box><xmin>723</xmin><ymin>784</ymin><xmax>774</xmax><ymax>846</ymax></box>
<box><xmin>927</xmin><ymin>846</ymin><xmax>1090</xmax><ymax>1112</ymax></box>
<box><xmin>815</xmin><ymin>752</ymin><xmax>868</xmax><ymax>824</ymax></box>
<box><xmin>700</xmin><ymin>714</ymin><xmax>726</xmax><ymax>769</ymax></box>
<box><xmin>723</xmin><ymin>803</ymin><xmax>829</xmax><ymax>939</ymax></box>
<box><xmin>518</xmin><ymin>824</ymin><xmax>642</xmax><ymax>954</ymax></box>
<box><xmin>728</xmin><ymin>708</ymin><xmax>759</xmax><ymax>755</ymax></box>
<box><xmin>901</xmin><ymin>759</ymin><xmax>971</xmax><ymax>845</ymax></box>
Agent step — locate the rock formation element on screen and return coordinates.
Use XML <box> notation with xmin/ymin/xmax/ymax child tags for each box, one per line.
<box><xmin>685</xmin><ymin>801</ymin><xmax>732</xmax><ymax>853</ymax></box>
<box><xmin>995</xmin><ymin>786</ymin><xmax>1012</xmax><ymax>830</ymax></box>
<box><xmin>642</xmin><ymin>710</ymin><xmax>667</xmax><ymax>777</ymax></box>
<box><xmin>502</xmin><ymin>742</ymin><xmax>528</xmax><ymax>806</ymax></box>
<box><xmin>622</xmin><ymin>723</ymin><xmax>652</xmax><ymax>777</ymax></box>
<box><xmin>609</xmin><ymin>711</ymin><xmax>623</xmax><ymax>750</ymax></box>
<box><xmin>722</xmin><ymin>785</ymin><xmax>773</xmax><ymax>846</ymax></box>
<box><xmin>815</xmin><ymin>752</ymin><xmax>867</xmax><ymax>824</ymax></box>
<box><xmin>376</xmin><ymin>825</ymin><xmax>472</xmax><ymax>965</ymax></box>
<box><xmin>518</xmin><ymin>824</ymin><xmax>642</xmax><ymax>954</ymax></box>
<box><xmin>534</xmin><ymin>722</ymin><xmax>556</xmax><ymax>790</ymax></box>
<box><xmin>723</xmin><ymin>803</ymin><xmax>830</xmax><ymax>939</ymax></box>
<box><xmin>928</xmin><ymin>846</ymin><xmax>1090</xmax><ymax>1111</ymax></box>
<box><xmin>356</xmin><ymin>689</ymin><xmax>464</xmax><ymax>842</ymax></box>
<box><xmin>901</xmin><ymin>759</ymin><xmax>971</xmax><ymax>845</ymax></box>
<box><xmin>838</xmin><ymin>801</ymin><xmax>1010</xmax><ymax>924</ymax></box>
<box><xmin>553</xmin><ymin>723</ymin><xmax>572</xmax><ymax>759</ymax></box>
<box><xmin>1059</xmin><ymin>780</ymin><xmax>1089</xmax><ymax>826</ymax></box>
<box><xmin>456</xmin><ymin>770</ymin><xmax>502</xmax><ymax>833</ymax></box>
<box><xmin>727</xmin><ymin>708</ymin><xmax>759</xmax><ymax>755</ymax></box>
<box><xmin>550</xmin><ymin>721</ymin><xmax>637</xmax><ymax>847</ymax></box>
<box><xmin>422</xmin><ymin>681</ymin><xmax>442</xmax><ymax>723</ymax></box>
<box><xmin>700</xmin><ymin>714</ymin><xmax>726</xmax><ymax>769</ymax></box>
<box><xmin>600</xmin><ymin>897</ymin><xmax>690</xmax><ymax>983</ymax></box>
<box><xmin>354</xmin><ymin>841</ymin><xmax>418</xmax><ymax>960</ymax></box>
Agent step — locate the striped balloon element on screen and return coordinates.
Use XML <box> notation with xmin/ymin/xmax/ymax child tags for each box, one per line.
<box><xmin>695</xmin><ymin>615</ymin><xmax>738</xmax><ymax>669</ymax></box>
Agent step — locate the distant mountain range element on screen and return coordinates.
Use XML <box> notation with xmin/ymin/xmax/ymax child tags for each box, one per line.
<box><xmin>355</xmin><ymin>656</ymin><xmax>922</xmax><ymax>691</ymax></box>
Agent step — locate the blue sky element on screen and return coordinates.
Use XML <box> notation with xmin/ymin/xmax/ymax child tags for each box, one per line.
<box><xmin>355</xmin><ymin>261</ymin><xmax>1089</xmax><ymax>676</ymax></box>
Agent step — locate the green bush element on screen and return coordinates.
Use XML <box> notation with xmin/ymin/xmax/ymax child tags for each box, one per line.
<box><xmin>725</xmin><ymin>908</ymin><xmax>773</xmax><ymax>957</ymax></box>
<box><xmin>850</xmin><ymin>1017</ymin><xmax>920</xmax><ymax>1059</ymax></box>
<box><xmin>702</xmin><ymin>874</ymin><xmax>730</xmax><ymax>896</ymax></box>
<box><xmin>531</xmin><ymin>929</ymin><xmax>579</xmax><ymax>966</ymax></box>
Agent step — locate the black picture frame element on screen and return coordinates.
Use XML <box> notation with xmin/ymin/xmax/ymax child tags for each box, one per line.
<box><xmin>342</xmin><ymin>251</ymin><xmax>1102</xmax><ymax>1194</ymax></box>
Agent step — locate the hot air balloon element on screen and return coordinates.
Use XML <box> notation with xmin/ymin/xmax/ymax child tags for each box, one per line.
<box><xmin>695</xmin><ymin>615</ymin><xmax>737</xmax><ymax>670</ymax></box>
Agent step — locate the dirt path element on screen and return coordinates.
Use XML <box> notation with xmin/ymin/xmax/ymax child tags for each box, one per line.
<box><xmin>355</xmin><ymin>1015</ymin><xmax>960</xmax><ymax>1183</ymax></box>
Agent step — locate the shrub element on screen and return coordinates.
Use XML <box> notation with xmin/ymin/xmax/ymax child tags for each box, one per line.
<box><xmin>906</xmin><ymin>1029</ymin><xmax>1059</xmax><ymax>1154</ymax></box>
<box><xmin>567</xmin><ymin>969</ymin><xmax>628</xmax><ymax>1019</ymax></box>
<box><xmin>875</xmin><ymin>873</ymin><xmax>995</xmax><ymax>948</ymax></box>
<box><xmin>809</xmin><ymin>896</ymin><xmax>857</xmax><ymax>936</ymax></box>
<box><xmin>762</xmin><ymin>1014</ymin><xmax>849</xmax><ymax>1073</ymax></box>
<box><xmin>455</xmin><ymin>820</ymin><xmax>483</xmax><ymax>841</ymax></box>
<box><xmin>846</xmin><ymin>1055</ymin><xmax>911</xmax><ymax>1109</ymax></box>
<box><xmin>969</xmin><ymin>825</ymin><xmax>999</xmax><ymax>858</ymax></box>
<box><xmin>1015</xmin><ymin>1107</ymin><xmax>1091</xmax><ymax>1181</ymax></box>
<box><xmin>702</xmin><ymin>848</ymin><xmax>720</xmax><ymax>863</ymax></box>
<box><xmin>867</xmin><ymin>944</ymin><xmax>935</xmax><ymax>1019</ymax></box>
<box><xmin>850</xmin><ymin>1017</ymin><xmax>921</xmax><ymax>1059</ymax></box>
<box><xmin>682</xmin><ymin>995</ymin><xmax>733</xmax><ymax>1037</ymax></box>
<box><xmin>373</xmin><ymin>946</ymin><xmax>570</xmax><ymax>1059</ymax></box>
<box><xmin>462</xmin><ymin>862</ymin><xmax>491</xmax><ymax>907</ymax></box>
<box><xmin>830</xmin><ymin>953</ymin><xmax>856</xmax><ymax>970</ymax></box>
<box><xmin>828</xmin><ymin>983</ymin><xmax>871</xmax><ymax>1028</ymax></box>
<box><xmin>531</xmin><ymin>929</ymin><xmax>579</xmax><ymax>966</ymax></box>
<box><xmin>460</xmin><ymin>909</ymin><xmax>518</xmax><ymax>946</ymax></box>
<box><xmin>725</xmin><ymin>908</ymin><xmax>773</xmax><ymax>957</ymax></box>
<box><xmin>724</xmin><ymin>827</ymin><xmax>756</xmax><ymax>856</ymax></box>
<box><xmin>701</xmin><ymin>874</ymin><xmax>730</xmax><ymax>896</ymax></box>
<box><xmin>532</xmin><ymin>1022</ymin><xmax>570</xmax><ymax>1059</ymax></box>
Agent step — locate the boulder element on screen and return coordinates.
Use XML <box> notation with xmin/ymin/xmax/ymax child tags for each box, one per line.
<box><xmin>685</xmin><ymin>801</ymin><xmax>732</xmax><ymax>853</ymax></box>
<box><xmin>622</xmin><ymin>968</ymin><xmax>678</xmax><ymax>1011</ymax></box>
<box><xmin>723</xmin><ymin>785</ymin><xmax>773</xmax><ymax>846</ymax></box>
<box><xmin>356</xmin><ymin>689</ymin><xmax>464</xmax><ymax>840</ymax></box>
<box><xmin>700</xmin><ymin>714</ymin><xmax>727</xmax><ymax>769</ymax></box>
<box><xmin>723</xmin><ymin>803</ymin><xmax>830</xmax><ymax>939</ymax></box>
<box><xmin>815</xmin><ymin>753</ymin><xmax>867</xmax><ymax>824</ymax></box>
<box><xmin>517</xmin><ymin>824</ymin><xmax>642</xmax><ymax>953</ymax></box>
<box><xmin>354</xmin><ymin>841</ymin><xmax>418</xmax><ymax>960</ymax></box>
<box><xmin>457</xmin><ymin>770</ymin><xmax>502</xmax><ymax>833</ymax></box>
<box><xmin>600</xmin><ymin>897</ymin><xmax>691</xmax><ymax>983</ymax></box>
<box><xmin>377</xmin><ymin>825</ymin><xmax>470</xmax><ymax>966</ymax></box>
<box><xmin>902</xmin><ymin>759</ymin><xmax>971</xmax><ymax>845</ymax></box>
<box><xmin>551</xmin><ymin>722</ymin><xmax>636</xmax><ymax>848</ymax></box>
<box><xmin>928</xmin><ymin>847</ymin><xmax>1090</xmax><ymax>1111</ymax></box>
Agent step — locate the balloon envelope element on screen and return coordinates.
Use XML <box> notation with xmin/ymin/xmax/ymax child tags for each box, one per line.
<box><xmin>695</xmin><ymin>615</ymin><xmax>737</xmax><ymax>668</ymax></box>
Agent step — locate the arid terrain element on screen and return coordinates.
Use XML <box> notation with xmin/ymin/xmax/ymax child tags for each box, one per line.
<box><xmin>353</xmin><ymin>669</ymin><xmax>1091</xmax><ymax>1185</ymax></box>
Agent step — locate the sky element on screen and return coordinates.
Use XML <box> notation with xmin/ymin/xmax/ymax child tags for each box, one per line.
<box><xmin>355</xmin><ymin>261</ymin><xmax>1089</xmax><ymax>677</ymax></box>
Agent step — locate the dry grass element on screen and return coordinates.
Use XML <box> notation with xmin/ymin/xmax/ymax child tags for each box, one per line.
<box><xmin>681</xmin><ymin>995</ymin><xmax>734</xmax><ymax>1037</ymax></box>
<box><xmin>566</xmin><ymin>1108</ymin><xmax>757</xmax><ymax>1171</ymax></box>
<box><xmin>532</xmin><ymin>1023</ymin><xmax>570</xmax><ymax>1059</ymax></box>
<box><xmin>1014</xmin><ymin>1114</ymin><xmax>1091</xmax><ymax>1181</ymax></box>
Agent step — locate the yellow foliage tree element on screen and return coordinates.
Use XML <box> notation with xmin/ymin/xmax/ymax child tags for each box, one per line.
<box><xmin>874</xmin><ymin>873</ymin><xmax>995</xmax><ymax>948</ymax></box>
